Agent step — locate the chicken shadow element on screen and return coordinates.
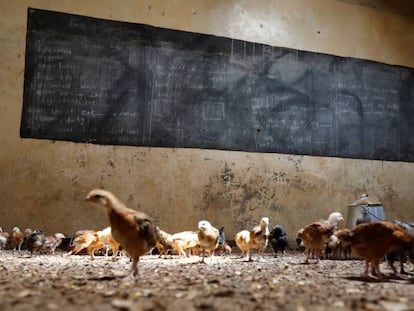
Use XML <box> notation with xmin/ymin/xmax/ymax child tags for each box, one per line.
<box><xmin>343</xmin><ymin>274</ymin><xmax>414</xmax><ymax>283</ymax></box>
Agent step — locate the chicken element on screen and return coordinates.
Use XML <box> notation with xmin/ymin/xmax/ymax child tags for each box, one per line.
<box><xmin>68</xmin><ymin>227</ymin><xmax>121</xmax><ymax>259</ymax></box>
<box><xmin>42</xmin><ymin>233</ymin><xmax>66</xmax><ymax>255</ymax></box>
<box><xmin>65</xmin><ymin>229</ymin><xmax>95</xmax><ymax>255</ymax></box>
<box><xmin>235</xmin><ymin>217</ymin><xmax>270</xmax><ymax>262</ymax></box>
<box><xmin>10</xmin><ymin>227</ymin><xmax>25</xmax><ymax>251</ymax></box>
<box><xmin>197</xmin><ymin>220</ymin><xmax>219</xmax><ymax>264</ymax></box>
<box><xmin>26</xmin><ymin>230</ymin><xmax>45</xmax><ymax>255</ymax></box>
<box><xmin>269</xmin><ymin>224</ymin><xmax>288</xmax><ymax>257</ymax></box>
<box><xmin>297</xmin><ymin>222</ymin><xmax>335</xmax><ymax>264</ymax></box>
<box><xmin>321</xmin><ymin>212</ymin><xmax>344</xmax><ymax>229</ymax></box>
<box><xmin>170</xmin><ymin>231</ymin><xmax>199</xmax><ymax>257</ymax></box>
<box><xmin>215</xmin><ymin>227</ymin><xmax>232</xmax><ymax>255</ymax></box>
<box><xmin>0</xmin><ymin>227</ymin><xmax>10</xmax><ymax>250</ymax></box>
<box><xmin>249</xmin><ymin>217</ymin><xmax>270</xmax><ymax>262</ymax></box>
<box><xmin>155</xmin><ymin>227</ymin><xmax>174</xmax><ymax>257</ymax></box>
<box><xmin>234</xmin><ymin>230</ymin><xmax>251</xmax><ymax>258</ymax></box>
<box><xmin>386</xmin><ymin>220</ymin><xmax>414</xmax><ymax>275</ymax></box>
<box><xmin>324</xmin><ymin>234</ymin><xmax>342</xmax><ymax>259</ymax></box>
<box><xmin>24</xmin><ymin>228</ymin><xmax>33</xmax><ymax>237</ymax></box>
<box><xmin>85</xmin><ymin>189</ymin><xmax>159</xmax><ymax>279</ymax></box>
<box><xmin>335</xmin><ymin>221</ymin><xmax>414</xmax><ymax>279</ymax></box>
<box><xmin>67</xmin><ymin>231</ymin><xmax>104</xmax><ymax>259</ymax></box>
<box><xmin>98</xmin><ymin>227</ymin><xmax>121</xmax><ymax>259</ymax></box>
<box><xmin>218</xmin><ymin>227</ymin><xmax>226</xmax><ymax>246</ymax></box>
<box><xmin>216</xmin><ymin>243</ymin><xmax>232</xmax><ymax>254</ymax></box>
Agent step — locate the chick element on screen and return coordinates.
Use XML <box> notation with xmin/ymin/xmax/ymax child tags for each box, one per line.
<box><xmin>215</xmin><ymin>227</ymin><xmax>232</xmax><ymax>255</ymax></box>
<box><xmin>85</xmin><ymin>189</ymin><xmax>159</xmax><ymax>279</ymax></box>
<box><xmin>97</xmin><ymin>227</ymin><xmax>121</xmax><ymax>259</ymax></box>
<box><xmin>249</xmin><ymin>217</ymin><xmax>270</xmax><ymax>262</ymax></box>
<box><xmin>26</xmin><ymin>230</ymin><xmax>45</xmax><ymax>255</ymax></box>
<box><xmin>335</xmin><ymin>221</ymin><xmax>414</xmax><ymax>279</ymax></box>
<box><xmin>0</xmin><ymin>227</ymin><xmax>10</xmax><ymax>250</ymax></box>
<box><xmin>234</xmin><ymin>230</ymin><xmax>251</xmax><ymax>258</ymax></box>
<box><xmin>269</xmin><ymin>224</ymin><xmax>288</xmax><ymax>258</ymax></box>
<box><xmin>324</xmin><ymin>233</ymin><xmax>341</xmax><ymax>259</ymax></box>
<box><xmin>171</xmin><ymin>231</ymin><xmax>199</xmax><ymax>257</ymax></box>
<box><xmin>323</xmin><ymin>212</ymin><xmax>344</xmax><ymax>229</ymax></box>
<box><xmin>155</xmin><ymin>227</ymin><xmax>174</xmax><ymax>258</ymax></box>
<box><xmin>67</xmin><ymin>231</ymin><xmax>105</xmax><ymax>259</ymax></box>
<box><xmin>216</xmin><ymin>243</ymin><xmax>232</xmax><ymax>255</ymax></box>
<box><xmin>387</xmin><ymin>220</ymin><xmax>414</xmax><ymax>274</ymax></box>
<box><xmin>10</xmin><ymin>227</ymin><xmax>25</xmax><ymax>251</ymax></box>
<box><xmin>218</xmin><ymin>227</ymin><xmax>226</xmax><ymax>246</ymax></box>
<box><xmin>235</xmin><ymin>218</ymin><xmax>270</xmax><ymax>262</ymax></box>
<box><xmin>43</xmin><ymin>233</ymin><xmax>65</xmax><ymax>255</ymax></box>
<box><xmin>197</xmin><ymin>220</ymin><xmax>219</xmax><ymax>264</ymax></box>
<box><xmin>297</xmin><ymin>222</ymin><xmax>335</xmax><ymax>264</ymax></box>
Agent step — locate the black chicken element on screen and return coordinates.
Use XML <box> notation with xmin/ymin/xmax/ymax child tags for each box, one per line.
<box><xmin>387</xmin><ymin>220</ymin><xmax>414</xmax><ymax>275</ymax></box>
<box><xmin>26</xmin><ymin>230</ymin><xmax>45</xmax><ymax>256</ymax></box>
<box><xmin>218</xmin><ymin>227</ymin><xmax>226</xmax><ymax>246</ymax></box>
<box><xmin>269</xmin><ymin>224</ymin><xmax>288</xmax><ymax>257</ymax></box>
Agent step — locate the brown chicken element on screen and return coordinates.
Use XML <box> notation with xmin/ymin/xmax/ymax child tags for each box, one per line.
<box><xmin>197</xmin><ymin>220</ymin><xmax>219</xmax><ymax>264</ymax></box>
<box><xmin>297</xmin><ymin>222</ymin><xmax>335</xmax><ymax>263</ymax></box>
<box><xmin>216</xmin><ymin>243</ymin><xmax>232</xmax><ymax>255</ymax></box>
<box><xmin>85</xmin><ymin>189</ymin><xmax>159</xmax><ymax>279</ymax></box>
<box><xmin>335</xmin><ymin>221</ymin><xmax>414</xmax><ymax>279</ymax></box>
<box><xmin>67</xmin><ymin>231</ymin><xmax>105</xmax><ymax>259</ymax></box>
<box><xmin>235</xmin><ymin>217</ymin><xmax>270</xmax><ymax>262</ymax></box>
<box><xmin>68</xmin><ymin>227</ymin><xmax>120</xmax><ymax>259</ymax></box>
<box><xmin>10</xmin><ymin>227</ymin><xmax>25</xmax><ymax>251</ymax></box>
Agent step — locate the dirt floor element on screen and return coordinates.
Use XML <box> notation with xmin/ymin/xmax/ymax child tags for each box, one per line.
<box><xmin>1</xmin><ymin>250</ymin><xmax>414</xmax><ymax>311</ymax></box>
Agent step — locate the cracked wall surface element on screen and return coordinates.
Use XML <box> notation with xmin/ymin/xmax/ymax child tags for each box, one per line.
<box><xmin>1</xmin><ymin>0</ymin><xmax>413</xmax><ymax>240</ymax></box>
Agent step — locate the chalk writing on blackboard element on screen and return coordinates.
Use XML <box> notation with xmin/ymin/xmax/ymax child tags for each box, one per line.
<box><xmin>21</xmin><ymin>8</ymin><xmax>414</xmax><ymax>162</ymax></box>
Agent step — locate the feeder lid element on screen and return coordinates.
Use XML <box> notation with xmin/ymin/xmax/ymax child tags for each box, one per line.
<box><xmin>347</xmin><ymin>194</ymin><xmax>381</xmax><ymax>206</ymax></box>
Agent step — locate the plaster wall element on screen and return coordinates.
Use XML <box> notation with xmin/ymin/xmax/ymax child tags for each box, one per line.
<box><xmin>1</xmin><ymin>0</ymin><xmax>413</xmax><ymax>240</ymax></box>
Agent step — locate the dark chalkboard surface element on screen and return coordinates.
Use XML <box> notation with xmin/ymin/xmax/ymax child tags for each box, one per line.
<box><xmin>21</xmin><ymin>8</ymin><xmax>414</xmax><ymax>162</ymax></box>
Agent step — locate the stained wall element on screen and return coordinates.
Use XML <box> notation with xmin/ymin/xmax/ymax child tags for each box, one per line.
<box><xmin>1</xmin><ymin>0</ymin><xmax>413</xmax><ymax>240</ymax></box>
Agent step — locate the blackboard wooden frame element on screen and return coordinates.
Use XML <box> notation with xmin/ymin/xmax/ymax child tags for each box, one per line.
<box><xmin>21</xmin><ymin>8</ymin><xmax>414</xmax><ymax>162</ymax></box>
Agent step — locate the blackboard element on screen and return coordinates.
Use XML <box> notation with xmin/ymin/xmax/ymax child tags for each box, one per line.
<box><xmin>21</xmin><ymin>8</ymin><xmax>414</xmax><ymax>162</ymax></box>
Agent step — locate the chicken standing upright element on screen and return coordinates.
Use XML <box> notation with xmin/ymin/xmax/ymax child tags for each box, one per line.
<box><xmin>235</xmin><ymin>217</ymin><xmax>270</xmax><ymax>262</ymax></box>
<box><xmin>197</xmin><ymin>220</ymin><xmax>219</xmax><ymax>264</ymax></box>
<box><xmin>85</xmin><ymin>189</ymin><xmax>159</xmax><ymax>279</ymax></box>
<box><xmin>269</xmin><ymin>224</ymin><xmax>288</xmax><ymax>258</ymax></box>
<box><xmin>297</xmin><ymin>222</ymin><xmax>335</xmax><ymax>263</ymax></box>
<box><xmin>335</xmin><ymin>221</ymin><xmax>414</xmax><ymax>279</ymax></box>
<box><xmin>323</xmin><ymin>212</ymin><xmax>344</xmax><ymax>229</ymax></box>
<box><xmin>10</xmin><ymin>227</ymin><xmax>25</xmax><ymax>251</ymax></box>
<box><xmin>216</xmin><ymin>227</ymin><xmax>232</xmax><ymax>254</ymax></box>
<box><xmin>234</xmin><ymin>230</ymin><xmax>251</xmax><ymax>258</ymax></box>
<box><xmin>249</xmin><ymin>217</ymin><xmax>270</xmax><ymax>262</ymax></box>
<box><xmin>0</xmin><ymin>227</ymin><xmax>9</xmax><ymax>250</ymax></box>
<box><xmin>26</xmin><ymin>230</ymin><xmax>45</xmax><ymax>255</ymax></box>
<box><xmin>43</xmin><ymin>233</ymin><xmax>66</xmax><ymax>255</ymax></box>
